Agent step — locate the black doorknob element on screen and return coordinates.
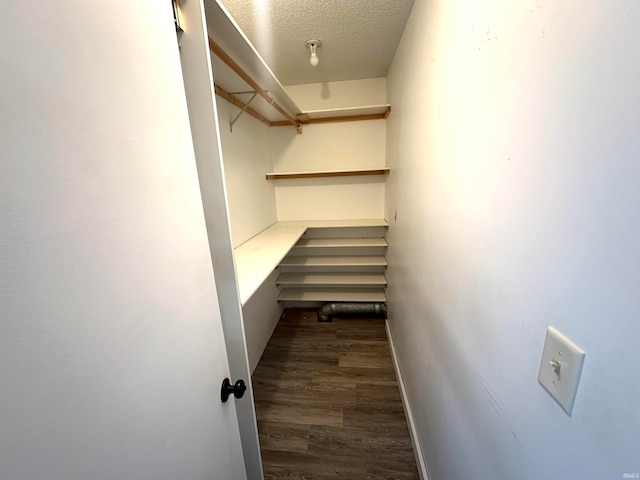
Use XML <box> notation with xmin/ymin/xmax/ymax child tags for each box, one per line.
<box><xmin>221</xmin><ymin>378</ymin><xmax>247</xmax><ymax>402</ymax></box>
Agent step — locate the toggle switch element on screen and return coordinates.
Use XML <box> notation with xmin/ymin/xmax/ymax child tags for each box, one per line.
<box><xmin>538</xmin><ymin>326</ymin><xmax>585</xmax><ymax>415</ymax></box>
<box><xmin>548</xmin><ymin>360</ymin><xmax>561</xmax><ymax>376</ymax></box>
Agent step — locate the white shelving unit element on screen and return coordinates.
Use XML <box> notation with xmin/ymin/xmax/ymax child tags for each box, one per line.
<box><xmin>203</xmin><ymin>1</ymin><xmax>393</xmax><ymax>306</ymax></box>
<box><xmin>276</xmin><ymin>222</ymin><xmax>388</xmax><ymax>303</ymax></box>
<box><xmin>233</xmin><ymin>220</ymin><xmax>389</xmax><ymax>306</ymax></box>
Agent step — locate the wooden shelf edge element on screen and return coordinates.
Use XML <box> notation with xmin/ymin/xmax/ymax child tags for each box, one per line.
<box><xmin>271</xmin><ymin>106</ymin><xmax>390</xmax><ymax>127</ymax></box>
<box><xmin>301</xmin><ymin>104</ymin><xmax>390</xmax><ymax>115</ymax></box>
<box><xmin>207</xmin><ymin>35</ymin><xmax>302</xmax><ymax>133</ymax></box>
<box><xmin>266</xmin><ymin>168</ymin><xmax>389</xmax><ymax>180</ymax></box>
<box><xmin>304</xmin><ymin>111</ymin><xmax>388</xmax><ymax>124</ymax></box>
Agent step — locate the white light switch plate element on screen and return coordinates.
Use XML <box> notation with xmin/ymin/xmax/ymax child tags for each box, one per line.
<box><xmin>538</xmin><ymin>326</ymin><xmax>585</xmax><ymax>415</ymax></box>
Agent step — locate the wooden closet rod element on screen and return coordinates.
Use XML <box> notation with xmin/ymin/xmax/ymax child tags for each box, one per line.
<box><xmin>208</xmin><ymin>37</ymin><xmax>301</xmax><ymax>132</ymax></box>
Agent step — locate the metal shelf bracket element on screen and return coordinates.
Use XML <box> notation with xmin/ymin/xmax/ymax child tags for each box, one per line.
<box><xmin>229</xmin><ymin>91</ymin><xmax>258</xmax><ymax>132</ymax></box>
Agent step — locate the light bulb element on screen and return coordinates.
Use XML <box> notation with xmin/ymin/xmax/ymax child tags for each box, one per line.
<box><xmin>306</xmin><ymin>40</ymin><xmax>321</xmax><ymax>67</ymax></box>
<box><xmin>310</xmin><ymin>51</ymin><xmax>319</xmax><ymax>66</ymax></box>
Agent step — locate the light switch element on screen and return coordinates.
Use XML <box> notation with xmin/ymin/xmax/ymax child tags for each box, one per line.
<box><xmin>538</xmin><ymin>326</ymin><xmax>585</xmax><ymax>415</ymax></box>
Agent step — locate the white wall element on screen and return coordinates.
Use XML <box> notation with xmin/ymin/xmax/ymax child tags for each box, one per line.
<box><xmin>386</xmin><ymin>1</ymin><xmax>640</xmax><ymax>479</ymax></box>
<box><xmin>212</xmin><ymin>62</ymin><xmax>282</xmax><ymax>388</ymax></box>
<box><xmin>271</xmin><ymin>120</ymin><xmax>386</xmax><ymax>172</ymax></box>
<box><xmin>270</xmin><ymin>120</ymin><xmax>387</xmax><ymax>221</ymax></box>
<box><xmin>213</xmin><ymin>70</ymin><xmax>283</xmax><ymax>381</ymax></box>
<box><xmin>285</xmin><ymin>78</ymin><xmax>387</xmax><ymax>111</ymax></box>
<box><xmin>274</xmin><ymin>175</ymin><xmax>386</xmax><ymax>221</ymax></box>
<box><xmin>271</xmin><ymin>78</ymin><xmax>387</xmax><ymax>222</ymax></box>
<box><xmin>216</xmin><ymin>99</ymin><xmax>278</xmax><ymax>247</ymax></box>
<box><xmin>0</xmin><ymin>1</ymin><xmax>245</xmax><ymax>478</ymax></box>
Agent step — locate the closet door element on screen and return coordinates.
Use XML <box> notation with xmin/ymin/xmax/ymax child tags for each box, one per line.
<box><xmin>177</xmin><ymin>0</ymin><xmax>263</xmax><ymax>478</ymax></box>
<box><xmin>0</xmin><ymin>1</ymin><xmax>247</xmax><ymax>479</ymax></box>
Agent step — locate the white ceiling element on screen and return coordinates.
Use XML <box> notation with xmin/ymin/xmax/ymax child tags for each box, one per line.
<box><xmin>218</xmin><ymin>0</ymin><xmax>415</xmax><ymax>86</ymax></box>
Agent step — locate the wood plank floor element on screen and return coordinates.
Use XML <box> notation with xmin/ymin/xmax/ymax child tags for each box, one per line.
<box><xmin>252</xmin><ymin>308</ymin><xmax>419</xmax><ymax>480</ymax></box>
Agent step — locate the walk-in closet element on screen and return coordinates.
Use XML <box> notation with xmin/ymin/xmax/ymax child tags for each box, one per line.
<box><xmin>177</xmin><ymin>0</ymin><xmax>417</xmax><ymax>477</ymax></box>
<box><xmin>4</xmin><ymin>0</ymin><xmax>639</xmax><ymax>478</ymax></box>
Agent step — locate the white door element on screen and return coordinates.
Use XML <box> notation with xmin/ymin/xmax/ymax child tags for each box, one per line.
<box><xmin>0</xmin><ymin>2</ymin><xmax>247</xmax><ymax>479</ymax></box>
<box><xmin>177</xmin><ymin>1</ymin><xmax>264</xmax><ymax>478</ymax></box>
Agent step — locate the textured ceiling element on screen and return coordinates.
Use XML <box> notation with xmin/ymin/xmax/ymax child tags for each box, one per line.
<box><xmin>218</xmin><ymin>0</ymin><xmax>415</xmax><ymax>86</ymax></box>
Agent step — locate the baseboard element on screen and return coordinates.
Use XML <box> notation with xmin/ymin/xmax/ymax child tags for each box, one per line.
<box><xmin>385</xmin><ymin>320</ymin><xmax>430</xmax><ymax>480</ymax></box>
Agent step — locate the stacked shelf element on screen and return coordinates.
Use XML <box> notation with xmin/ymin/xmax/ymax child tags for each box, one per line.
<box><xmin>277</xmin><ymin>225</ymin><xmax>388</xmax><ymax>303</ymax></box>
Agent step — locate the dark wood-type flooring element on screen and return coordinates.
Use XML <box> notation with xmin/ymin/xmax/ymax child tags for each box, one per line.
<box><xmin>252</xmin><ymin>308</ymin><xmax>420</xmax><ymax>480</ymax></box>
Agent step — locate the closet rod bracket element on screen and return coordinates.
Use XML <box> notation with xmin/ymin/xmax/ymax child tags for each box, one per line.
<box><xmin>229</xmin><ymin>91</ymin><xmax>258</xmax><ymax>132</ymax></box>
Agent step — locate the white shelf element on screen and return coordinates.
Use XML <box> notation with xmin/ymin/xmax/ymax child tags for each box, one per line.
<box><xmin>265</xmin><ymin>168</ymin><xmax>389</xmax><ymax>180</ymax></box>
<box><xmin>234</xmin><ymin>223</ymin><xmax>307</xmax><ymax>305</ymax></box>
<box><xmin>204</xmin><ymin>1</ymin><xmax>301</xmax><ymax>123</ymax></box>
<box><xmin>293</xmin><ymin>238</ymin><xmax>388</xmax><ymax>248</ymax></box>
<box><xmin>279</xmin><ymin>256</ymin><xmax>388</xmax><ymax>267</ymax></box>
<box><xmin>277</xmin><ymin>273</ymin><xmax>387</xmax><ymax>287</ymax></box>
<box><xmin>277</xmin><ymin>288</ymin><xmax>387</xmax><ymax>303</ymax></box>
<box><xmin>203</xmin><ymin>2</ymin><xmax>392</xmax><ymax>129</ymax></box>
<box><xmin>233</xmin><ymin>219</ymin><xmax>387</xmax><ymax>305</ymax></box>
<box><xmin>280</xmin><ymin>219</ymin><xmax>388</xmax><ymax>229</ymax></box>
<box><xmin>288</xmin><ymin>237</ymin><xmax>387</xmax><ymax>257</ymax></box>
<box><xmin>300</xmin><ymin>104</ymin><xmax>391</xmax><ymax>120</ymax></box>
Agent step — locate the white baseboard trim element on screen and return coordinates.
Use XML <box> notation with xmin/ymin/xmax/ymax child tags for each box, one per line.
<box><xmin>385</xmin><ymin>320</ymin><xmax>430</xmax><ymax>480</ymax></box>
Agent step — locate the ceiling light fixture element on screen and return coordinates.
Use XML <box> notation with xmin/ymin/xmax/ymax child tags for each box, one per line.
<box><xmin>306</xmin><ymin>40</ymin><xmax>321</xmax><ymax>67</ymax></box>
